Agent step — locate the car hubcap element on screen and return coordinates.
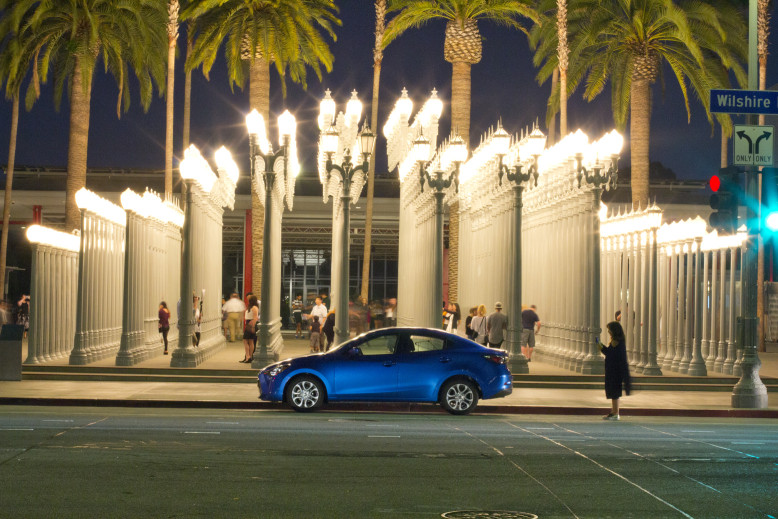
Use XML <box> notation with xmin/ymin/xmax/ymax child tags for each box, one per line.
<box><xmin>291</xmin><ymin>381</ymin><xmax>319</xmax><ymax>408</ymax></box>
<box><xmin>446</xmin><ymin>383</ymin><xmax>474</xmax><ymax>411</ymax></box>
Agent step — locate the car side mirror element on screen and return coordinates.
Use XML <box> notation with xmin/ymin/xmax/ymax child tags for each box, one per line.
<box><xmin>347</xmin><ymin>346</ymin><xmax>362</xmax><ymax>357</ymax></box>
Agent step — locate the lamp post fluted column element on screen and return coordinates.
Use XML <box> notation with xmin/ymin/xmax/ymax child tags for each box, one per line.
<box><xmin>576</xmin><ymin>155</ymin><xmax>619</xmax><ymax>375</ymax></box>
<box><xmin>249</xmin><ymin>133</ymin><xmax>289</xmax><ymax>365</ymax></box>
<box><xmin>495</xmin><ymin>158</ymin><xmax>538</xmax><ymax>374</ymax></box>
<box><xmin>325</xmin><ymin>147</ymin><xmax>373</xmax><ymax>345</ymax></box>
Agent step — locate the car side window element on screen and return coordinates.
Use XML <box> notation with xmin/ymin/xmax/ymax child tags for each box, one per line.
<box><xmin>408</xmin><ymin>335</ymin><xmax>445</xmax><ymax>353</ymax></box>
<box><xmin>358</xmin><ymin>335</ymin><xmax>399</xmax><ymax>356</ymax></box>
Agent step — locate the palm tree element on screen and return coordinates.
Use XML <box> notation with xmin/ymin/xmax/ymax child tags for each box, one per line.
<box><xmin>360</xmin><ymin>0</ymin><xmax>387</xmax><ymax>303</ymax></box>
<box><xmin>546</xmin><ymin>0</ymin><xmax>747</xmax><ymax>208</ymax></box>
<box><xmin>181</xmin><ymin>0</ymin><xmax>339</xmax><ymax>297</ymax></box>
<box><xmin>7</xmin><ymin>0</ymin><xmax>167</xmax><ymax>231</ymax></box>
<box><xmin>384</xmin><ymin>0</ymin><xmax>537</xmax><ymax>304</ymax></box>
<box><xmin>165</xmin><ymin>1</ymin><xmax>180</xmax><ymax>198</ymax></box>
<box><xmin>0</xmin><ymin>7</ymin><xmax>40</xmax><ymax>298</ymax></box>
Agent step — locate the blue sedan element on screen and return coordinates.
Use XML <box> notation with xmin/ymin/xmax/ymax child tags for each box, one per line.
<box><xmin>258</xmin><ymin>328</ymin><xmax>513</xmax><ymax>415</ymax></box>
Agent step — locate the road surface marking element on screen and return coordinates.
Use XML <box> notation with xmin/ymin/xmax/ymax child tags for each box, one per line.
<box><xmin>206</xmin><ymin>421</ymin><xmax>239</xmax><ymax>425</ymax></box>
<box><xmin>42</xmin><ymin>420</ymin><xmax>74</xmax><ymax>423</ymax></box>
<box><xmin>1</xmin><ymin>428</ymin><xmax>34</xmax><ymax>431</ymax></box>
<box><xmin>184</xmin><ymin>431</ymin><xmax>220</xmax><ymax>435</ymax></box>
<box><xmin>368</xmin><ymin>435</ymin><xmax>401</xmax><ymax>438</ymax></box>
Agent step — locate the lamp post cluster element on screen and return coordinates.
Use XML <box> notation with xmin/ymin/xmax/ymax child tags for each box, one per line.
<box><xmin>176</xmin><ymin>144</ymin><xmax>240</xmax><ymax>367</ymax></box>
<box><xmin>413</xmin><ymin>132</ymin><xmax>467</xmax><ymax>325</ymax></box>
<box><xmin>490</xmin><ymin>123</ymin><xmax>546</xmax><ymax>372</ymax></box>
<box><xmin>318</xmin><ymin>90</ymin><xmax>375</xmax><ymax>345</ymax></box>
<box><xmin>245</xmin><ymin>109</ymin><xmax>298</xmax><ymax>365</ymax></box>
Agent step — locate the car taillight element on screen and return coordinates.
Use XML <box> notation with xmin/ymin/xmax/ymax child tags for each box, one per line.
<box><xmin>483</xmin><ymin>354</ymin><xmax>507</xmax><ymax>364</ymax></box>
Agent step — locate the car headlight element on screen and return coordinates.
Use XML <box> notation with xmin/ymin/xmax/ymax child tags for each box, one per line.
<box><xmin>263</xmin><ymin>361</ymin><xmax>292</xmax><ymax>377</ymax></box>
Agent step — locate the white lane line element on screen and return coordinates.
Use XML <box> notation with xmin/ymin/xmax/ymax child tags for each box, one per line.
<box><xmin>681</xmin><ymin>430</ymin><xmax>714</xmax><ymax>433</ymax></box>
<box><xmin>365</xmin><ymin>424</ymin><xmax>400</xmax><ymax>428</ymax></box>
<box><xmin>206</xmin><ymin>422</ymin><xmax>239</xmax><ymax>425</ymax></box>
<box><xmin>1</xmin><ymin>428</ymin><xmax>35</xmax><ymax>431</ymax></box>
<box><xmin>526</xmin><ymin>427</ymin><xmax>555</xmax><ymax>430</ymax></box>
<box><xmin>452</xmin><ymin>425</ymin><xmax>579</xmax><ymax>518</ymax></box>
<box><xmin>640</xmin><ymin>425</ymin><xmax>761</xmax><ymax>459</ymax></box>
<box><xmin>508</xmin><ymin>422</ymin><xmax>693</xmax><ymax>519</ymax></box>
<box><xmin>42</xmin><ymin>420</ymin><xmax>74</xmax><ymax>423</ymax></box>
<box><xmin>368</xmin><ymin>435</ymin><xmax>401</xmax><ymax>438</ymax></box>
<box><xmin>184</xmin><ymin>431</ymin><xmax>220</xmax><ymax>435</ymax></box>
<box><xmin>731</xmin><ymin>442</ymin><xmax>765</xmax><ymax>445</ymax></box>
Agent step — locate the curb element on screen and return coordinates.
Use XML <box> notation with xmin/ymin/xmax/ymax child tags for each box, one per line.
<box><xmin>2</xmin><ymin>397</ymin><xmax>777</xmax><ymax>418</ymax></box>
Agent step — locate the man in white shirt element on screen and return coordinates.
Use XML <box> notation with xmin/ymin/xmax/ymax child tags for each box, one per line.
<box><xmin>222</xmin><ymin>293</ymin><xmax>246</xmax><ymax>342</ymax></box>
<box><xmin>310</xmin><ymin>297</ymin><xmax>328</xmax><ymax>326</ymax></box>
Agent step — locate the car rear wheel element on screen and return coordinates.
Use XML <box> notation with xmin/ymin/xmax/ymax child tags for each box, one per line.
<box><xmin>440</xmin><ymin>378</ymin><xmax>479</xmax><ymax>415</ymax></box>
<box><xmin>286</xmin><ymin>376</ymin><xmax>325</xmax><ymax>412</ymax></box>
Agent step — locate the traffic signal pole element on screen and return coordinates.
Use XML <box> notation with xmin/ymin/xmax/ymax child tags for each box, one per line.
<box><xmin>732</xmin><ymin>0</ymin><xmax>768</xmax><ymax>408</ymax></box>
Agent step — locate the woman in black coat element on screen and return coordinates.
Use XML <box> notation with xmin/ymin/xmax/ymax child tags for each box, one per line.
<box><xmin>598</xmin><ymin>321</ymin><xmax>631</xmax><ymax>420</ymax></box>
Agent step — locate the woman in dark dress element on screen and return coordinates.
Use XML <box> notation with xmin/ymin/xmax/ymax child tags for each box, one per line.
<box><xmin>598</xmin><ymin>321</ymin><xmax>631</xmax><ymax>420</ymax></box>
<box><xmin>158</xmin><ymin>302</ymin><xmax>171</xmax><ymax>354</ymax></box>
<box><xmin>322</xmin><ymin>310</ymin><xmax>336</xmax><ymax>351</ymax></box>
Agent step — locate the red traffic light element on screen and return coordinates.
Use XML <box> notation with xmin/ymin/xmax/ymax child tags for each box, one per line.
<box><xmin>710</xmin><ymin>175</ymin><xmax>721</xmax><ymax>192</ymax></box>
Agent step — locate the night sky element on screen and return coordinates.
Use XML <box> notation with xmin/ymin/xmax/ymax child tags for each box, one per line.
<box><xmin>3</xmin><ymin>3</ymin><xmax>778</xmax><ymax>182</ymax></box>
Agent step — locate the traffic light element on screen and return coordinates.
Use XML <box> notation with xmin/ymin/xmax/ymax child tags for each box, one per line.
<box><xmin>763</xmin><ymin>167</ymin><xmax>778</xmax><ymax>232</ymax></box>
<box><xmin>709</xmin><ymin>166</ymin><xmax>740</xmax><ymax>233</ymax></box>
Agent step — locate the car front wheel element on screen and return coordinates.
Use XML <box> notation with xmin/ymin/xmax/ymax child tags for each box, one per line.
<box><xmin>440</xmin><ymin>378</ymin><xmax>479</xmax><ymax>415</ymax></box>
<box><xmin>286</xmin><ymin>376</ymin><xmax>325</xmax><ymax>412</ymax></box>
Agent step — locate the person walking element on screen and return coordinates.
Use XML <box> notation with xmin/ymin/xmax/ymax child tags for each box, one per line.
<box><xmin>241</xmin><ymin>295</ymin><xmax>259</xmax><ymax>363</ymax></box>
<box><xmin>471</xmin><ymin>304</ymin><xmax>488</xmax><ymax>345</ymax></box>
<box><xmin>222</xmin><ymin>293</ymin><xmax>246</xmax><ymax>342</ymax></box>
<box><xmin>17</xmin><ymin>295</ymin><xmax>30</xmax><ymax>339</ymax></box>
<box><xmin>292</xmin><ymin>294</ymin><xmax>304</xmax><ymax>338</ymax></box>
<box><xmin>310</xmin><ymin>315</ymin><xmax>322</xmax><ymax>353</ymax></box>
<box><xmin>521</xmin><ymin>304</ymin><xmax>541</xmax><ymax>362</ymax></box>
<box><xmin>322</xmin><ymin>309</ymin><xmax>336</xmax><ymax>351</ymax></box>
<box><xmin>598</xmin><ymin>321</ymin><xmax>632</xmax><ymax>420</ymax></box>
<box><xmin>192</xmin><ymin>296</ymin><xmax>202</xmax><ymax>347</ymax></box>
<box><xmin>486</xmin><ymin>302</ymin><xmax>508</xmax><ymax>349</ymax></box>
<box><xmin>158</xmin><ymin>301</ymin><xmax>171</xmax><ymax>354</ymax></box>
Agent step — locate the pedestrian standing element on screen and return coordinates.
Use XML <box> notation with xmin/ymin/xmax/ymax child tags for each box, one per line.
<box><xmin>445</xmin><ymin>302</ymin><xmax>461</xmax><ymax>334</ymax></box>
<box><xmin>465</xmin><ymin>307</ymin><xmax>477</xmax><ymax>340</ymax></box>
<box><xmin>158</xmin><ymin>301</ymin><xmax>171</xmax><ymax>354</ymax></box>
<box><xmin>222</xmin><ymin>293</ymin><xmax>246</xmax><ymax>342</ymax></box>
<box><xmin>311</xmin><ymin>297</ymin><xmax>328</xmax><ymax>327</ymax></box>
<box><xmin>486</xmin><ymin>302</ymin><xmax>508</xmax><ymax>349</ymax></box>
<box><xmin>322</xmin><ymin>310</ymin><xmax>336</xmax><ymax>350</ymax></box>
<box><xmin>241</xmin><ymin>295</ymin><xmax>259</xmax><ymax>363</ymax></box>
<box><xmin>598</xmin><ymin>321</ymin><xmax>632</xmax><ymax>420</ymax></box>
<box><xmin>292</xmin><ymin>294</ymin><xmax>304</xmax><ymax>338</ymax></box>
<box><xmin>521</xmin><ymin>304</ymin><xmax>541</xmax><ymax>362</ymax></box>
<box><xmin>17</xmin><ymin>295</ymin><xmax>30</xmax><ymax>339</ymax></box>
<box><xmin>471</xmin><ymin>304</ymin><xmax>488</xmax><ymax>345</ymax></box>
<box><xmin>385</xmin><ymin>298</ymin><xmax>397</xmax><ymax>327</ymax></box>
<box><xmin>192</xmin><ymin>296</ymin><xmax>202</xmax><ymax>347</ymax></box>
<box><xmin>310</xmin><ymin>315</ymin><xmax>322</xmax><ymax>352</ymax></box>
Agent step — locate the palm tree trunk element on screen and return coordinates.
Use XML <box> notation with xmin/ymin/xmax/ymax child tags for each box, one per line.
<box><xmin>451</xmin><ymin>61</ymin><xmax>471</xmax><ymax>146</ymax></box>
<box><xmin>720</xmin><ymin>123</ymin><xmax>728</xmax><ymax>168</ymax></box>
<box><xmin>65</xmin><ymin>57</ymin><xmax>93</xmax><ymax>232</ymax></box>
<box><xmin>559</xmin><ymin>66</ymin><xmax>567</xmax><ymax>137</ymax></box>
<box><xmin>360</xmin><ymin>58</ymin><xmax>381</xmax><ymax>302</ymax></box>
<box><xmin>361</xmin><ymin>0</ymin><xmax>386</xmax><ymax>302</ymax></box>
<box><xmin>629</xmin><ymin>77</ymin><xmax>650</xmax><ymax>208</ymax></box>
<box><xmin>182</xmin><ymin>28</ymin><xmax>192</xmax><ymax>151</ymax></box>
<box><xmin>447</xmin><ymin>60</ymin><xmax>472</xmax><ymax>304</ymax></box>
<box><xmin>548</xmin><ymin>67</ymin><xmax>558</xmax><ymax>144</ymax></box>
<box><xmin>249</xmin><ymin>57</ymin><xmax>270</xmax><ymax>296</ymax></box>
<box><xmin>165</xmin><ymin>38</ymin><xmax>176</xmax><ymax>197</ymax></box>
<box><xmin>0</xmin><ymin>94</ymin><xmax>19</xmax><ymax>298</ymax></box>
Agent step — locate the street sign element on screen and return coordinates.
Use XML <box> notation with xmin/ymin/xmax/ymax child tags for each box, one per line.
<box><xmin>710</xmin><ymin>89</ymin><xmax>778</xmax><ymax>115</ymax></box>
<box><xmin>733</xmin><ymin>124</ymin><xmax>774</xmax><ymax>166</ymax></box>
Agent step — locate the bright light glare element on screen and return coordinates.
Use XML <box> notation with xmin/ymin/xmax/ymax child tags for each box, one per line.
<box><xmin>766</xmin><ymin>212</ymin><xmax>778</xmax><ymax>232</ymax></box>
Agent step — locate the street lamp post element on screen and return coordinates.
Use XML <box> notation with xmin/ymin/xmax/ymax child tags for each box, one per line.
<box><xmin>414</xmin><ymin>133</ymin><xmax>467</xmax><ymax>328</ymax></box>
<box><xmin>492</xmin><ymin>124</ymin><xmax>546</xmax><ymax>374</ymax></box>
<box><xmin>574</xmin><ymin>131</ymin><xmax>620</xmax><ymax>374</ymax></box>
<box><xmin>246</xmin><ymin>109</ymin><xmax>296</xmax><ymax>364</ymax></box>
<box><xmin>321</xmin><ymin>123</ymin><xmax>376</xmax><ymax>345</ymax></box>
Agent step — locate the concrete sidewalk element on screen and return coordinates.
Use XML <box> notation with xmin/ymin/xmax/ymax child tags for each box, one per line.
<box><xmin>2</xmin><ymin>334</ymin><xmax>777</xmax><ymax>418</ymax></box>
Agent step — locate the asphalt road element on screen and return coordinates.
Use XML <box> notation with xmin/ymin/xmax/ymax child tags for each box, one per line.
<box><xmin>0</xmin><ymin>407</ymin><xmax>776</xmax><ymax>519</ymax></box>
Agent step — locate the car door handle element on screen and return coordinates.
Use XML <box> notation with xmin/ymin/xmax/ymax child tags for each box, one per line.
<box><xmin>383</xmin><ymin>360</ymin><xmax>396</xmax><ymax>367</ymax></box>
<box><xmin>439</xmin><ymin>357</ymin><xmax>451</xmax><ymax>363</ymax></box>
